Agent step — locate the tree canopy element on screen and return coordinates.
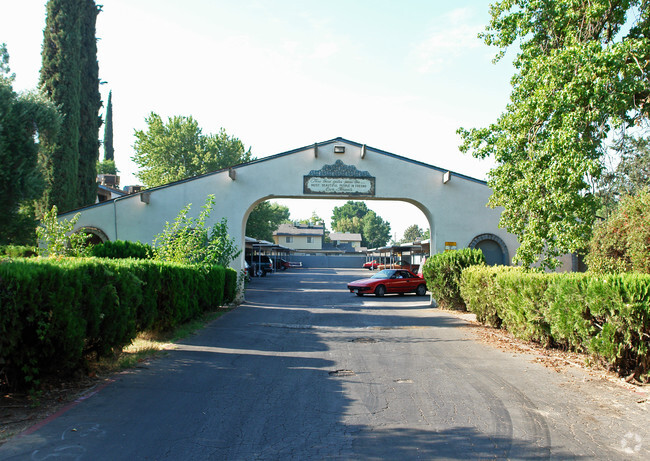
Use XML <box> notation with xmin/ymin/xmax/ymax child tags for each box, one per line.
<box><xmin>0</xmin><ymin>44</ymin><xmax>60</xmax><ymax>244</ymax></box>
<box><xmin>331</xmin><ymin>201</ymin><xmax>391</xmax><ymax>248</ymax></box>
<box><xmin>245</xmin><ymin>201</ymin><xmax>290</xmax><ymax>242</ymax></box>
<box><xmin>132</xmin><ymin>113</ymin><xmax>253</xmax><ymax>188</ymax></box>
<box><xmin>401</xmin><ymin>224</ymin><xmax>426</xmax><ymax>243</ymax></box>
<box><xmin>597</xmin><ymin>132</ymin><xmax>650</xmax><ymax>215</ymax></box>
<box><xmin>458</xmin><ymin>0</ymin><xmax>649</xmax><ymax>269</ymax></box>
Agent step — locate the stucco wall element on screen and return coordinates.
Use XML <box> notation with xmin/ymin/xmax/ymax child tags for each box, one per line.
<box><xmin>62</xmin><ymin>138</ymin><xmax>520</xmax><ymax>281</ymax></box>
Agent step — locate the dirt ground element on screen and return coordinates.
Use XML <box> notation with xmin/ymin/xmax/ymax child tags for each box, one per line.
<box><xmin>2</xmin><ymin>309</ymin><xmax>648</xmax><ymax>447</ymax></box>
<box><xmin>1</xmin><ymin>372</ymin><xmax>109</xmax><ymax>445</ymax></box>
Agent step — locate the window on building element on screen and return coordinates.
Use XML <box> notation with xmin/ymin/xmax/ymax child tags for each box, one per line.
<box><xmin>285</xmin><ymin>236</ymin><xmax>293</xmax><ymax>243</ymax></box>
<box><xmin>306</xmin><ymin>236</ymin><xmax>313</xmax><ymax>243</ymax></box>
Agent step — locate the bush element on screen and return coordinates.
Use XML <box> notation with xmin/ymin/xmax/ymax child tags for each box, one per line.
<box><xmin>224</xmin><ymin>267</ymin><xmax>238</xmax><ymax>303</ymax></box>
<box><xmin>36</xmin><ymin>206</ymin><xmax>90</xmax><ymax>257</ymax></box>
<box><xmin>89</xmin><ymin>240</ymin><xmax>154</xmax><ymax>259</ymax></box>
<box><xmin>153</xmin><ymin>195</ymin><xmax>241</xmax><ymax>267</ymax></box>
<box><xmin>0</xmin><ymin>245</ymin><xmax>38</xmax><ymax>258</ymax></box>
<box><xmin>587</xmin><ymin>187</ymin><xmax>650</xmax><ymax>274</ymax></box>
<box><xmin>495</xmin><ymin>270</ymin><xmax>554</xmax><ymax>345</ymax></box>
<box><xmin>422</xmin><ymin>248</ymin><xmax>485</xmax><ymax>310</ymax></box>
<box><xmin>461</xmin><ymin>268</ymin><xmax>650</xmax><ymax>381</ymax></box>
<box><xmin>461</xmin><ymin>266</ymin><xmax>521</xmax><ymax>327</ymax></box>
<box><xmin>0</xmin><ymin>258</ymin><xmax>228</xmax><ymax>389</ymax></box>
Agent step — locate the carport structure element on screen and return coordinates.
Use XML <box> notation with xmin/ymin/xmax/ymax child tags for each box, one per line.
<box><xmin>63</xmin><ymin>137</ymin><xmax>518</xmax><ymax>296</ymax></box>
<box><xmin>366</xmin><ymin>241</ymin><xmax>430</xmax><ymax>271</ymax></box>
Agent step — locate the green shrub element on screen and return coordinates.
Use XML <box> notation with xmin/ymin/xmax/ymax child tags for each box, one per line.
<box><xmin>422</xmin><ymin>248</ymin><xmax>485</xmax><ymax>310</ymax></box>
<box><xmin>224</xmin><ymin>267</ymin><xmax>237</xmax><ymax>303</ymax></box>
<box><xmin>495</xmin><ymin>271</ymin><xmax>554</xmax><ymax>345</ymax></box>
<box><xmin>584</xmin><ymin>274</ymin><xmax>650</xmax><ymax>378</ymax></box>
<box><xmin>36</xmin><ymin>206</ymin><xmax>90</xmax><ymax>257</ymax></box>
<box><xmin>462</xmin><ymin>268</ymin><xmax>650</xmax><ymax>381</ymax></box>
<box><xmin>543</xmin><ymin>273</ymin><xmax>593</xmax><ymax>351</ymax></box>
<box><xmin>0</xmin><ymin>257</ymin><xmax>228</xmax><ymax>390</ymax></box>
<box><xmin>89</xmin><ymin>240</ymin><xmax>154</xmax><ymax>259</ymax></box>
<box><xmin>587</xmin><ymin>188</ymin><xmax>650</xmax><ymax>274</ymax></box>
<box><xmin>0</xmin><ymin>245</ymin><xmax>38</xmax><ymax>258</ymax></box>
<box><xmin>153</xmin><ymin>195</ymin><xmax>241</xmax><ymax>267</ymax></box>
<box><xmin>461</xmin><ymin>266</ymin><xmax>522</xmax><ymax>327</ymax></box>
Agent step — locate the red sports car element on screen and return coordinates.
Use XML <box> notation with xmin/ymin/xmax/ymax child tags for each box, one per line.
<box><xmin>362</xmin><ymin>260</ymin><xmax>379</xmax><ymax>270</ymax></box>
<box><xmin>347</xmin><ymin>269</ymin><xmax>428</xmax><ymax>297</ymax></box>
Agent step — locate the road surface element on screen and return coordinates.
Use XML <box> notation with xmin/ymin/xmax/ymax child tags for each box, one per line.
<box><xmin>1</xmin><ymin>268</ymin><xmax>648</xmax><ymax>460</ymax></box>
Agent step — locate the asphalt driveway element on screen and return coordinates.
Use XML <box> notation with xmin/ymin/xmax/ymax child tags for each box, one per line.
<box><xmin>0</xmin><ymin>268</ymin><xmax>648</xmax><ymax>460</ymax></box>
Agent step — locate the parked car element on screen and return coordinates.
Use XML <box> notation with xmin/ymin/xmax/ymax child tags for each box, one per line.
<box><xmin>245</xmin><ymin>254</ymin><xmax>273</xmax><ymax>277</ymax></box>
<box><xmin>271</xmin><ymin>257</ymin><xmax>291</xmax><ymax>271</ymax></box>
<box><xmin>363</xmin><ymin>260</ymin><xmax>379</xmax><ymax>270</ymax></box>
<box><xmin>376</xmin><ymin>260</ymin><xmax>419</xmax><ymax>272</ymax></box>
<box><xmin>347</xmin><ymin>269</ymin><xmax>428</xmax><ymax>297</ymax></box>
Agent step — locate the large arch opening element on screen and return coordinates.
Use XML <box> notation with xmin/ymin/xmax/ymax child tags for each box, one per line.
<box><xmin>240</xmin><ymin>195</ymin><xmax>433</xmax><ymax>279</ymax></box>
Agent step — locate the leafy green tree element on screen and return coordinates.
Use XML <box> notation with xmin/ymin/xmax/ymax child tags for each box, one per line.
<box><xmin>298</xmin><ymin>211</ymin><xmax>324</xmax><ymax>226</ymax></box>
<box><xmin>96</xmin><ymin>159</ymin><xmax>117</xmax><ymax>175</ymax></box>
<box><xmin>78</xmin><ymin>0</ymin><xmax>102</xmax><ymax>207</ymax></box>
<box><xmin>36</xmin><ymin>205</ymin><xmax>90</xmax><ymax>257</ymax></box>
<box><xmin>245</xmin><ymin>201</ymin><xmax>290</xmax><ymax>241</ymax></box>
<box><xmin>0</xmin><ymin>44</ymin><xmax>60</xmax><ymax>244</ymax></box>
<box><xmin>401</xmin><ymin>224</ymin><xmax>425</xmax><ymax>243</ymax></box>
<box><xmin>362</xmin><ymin>211</ymin><xmax>391</xmax><ymax>248</ymax></box>
<box><xmin>331</xmin><ymin>201</ymin><xmax>369</xmax><ymax>232</ymax></box>
<box><xmin>331</xmin><ymin>201</ymin><xmax>391</xmax><ymax>247</ymax></box>
<box><xmin>103</xmin><ymin>90</ymin><xmax>114</xmax><ymax>161</ymax></box>
<box><xmin>335</xmin><ymin>216</ymin><xmax>363</xmax><ymax>234</ymax></box>
<box><xmin>598</xmin><ymin>133</ymin><xmax>650</xmax><ymax>216</ymax></box>
<box><xmin>458</xmin><ymin>0</ymin><xmax>649</xmax><ymax>270</ymax></box>
<box><xmin>132</xmin><ymin>113</ymin><xmax>253</xmax><ymax>188</ymax></box>
<box><xmin>39</xmin><ymin>0</ymin><xmax>82</xmax><ymax>213</ymax></box>
<box><xmin>0</xmin><ymin>43</ymin><xmax>11</xmax><ymax>76</ymax></box>
<box><xmin>154</xmin><ymin>194</ymin><xmax>241</xmax><ymax>267</ymax></box>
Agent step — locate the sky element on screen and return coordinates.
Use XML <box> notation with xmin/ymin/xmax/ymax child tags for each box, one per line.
<box><xmin>1</xmin><ymin>0</ymin><xmax>516</xmax><ymax>241</ymax></box>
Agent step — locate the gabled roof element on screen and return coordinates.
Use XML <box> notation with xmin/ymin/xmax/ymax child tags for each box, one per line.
<box><xmin>329</xmin><ymin>232</ymin><xmax>362</xmax><ymax>242</ymax></box>
<box><xmin>274</xmin><ymin>223</ymin><xmax>324</xmax><ymax>236</ymax></box>
<box><xmin>61</xmin><ymin>137</ymin><xmax>486</xmax><ymax>218</ymax></box>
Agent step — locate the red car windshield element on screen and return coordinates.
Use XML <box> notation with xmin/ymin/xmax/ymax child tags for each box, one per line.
<box><xmin>371</xmin><ymin>270</ymin><xmax>395</xmax><ymax>279</ymax></box>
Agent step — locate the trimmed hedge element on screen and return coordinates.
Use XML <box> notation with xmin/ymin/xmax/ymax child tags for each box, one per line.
<box><xmin>89</xmin><ymin>240</ymin><xmax>154</xmax><ymax>259</ymax></box>
<box><xmin>224</xmin><ymin>267</ymin><xmax>238</xmax><ymax>304</ymax></box>
<box><xmin>461</xmin><ymin>267</ymin><xmax>650</xmax><ymax>381</ymax></box>
<box><xmin>422</xmin><ymin>248</ymin><xmax>485</xmax><ymax>310</ymax></box>
<box><xmin>0</xmin><ymin>257</ymin><xmax>228</xmax><ymax>389</ymax></box>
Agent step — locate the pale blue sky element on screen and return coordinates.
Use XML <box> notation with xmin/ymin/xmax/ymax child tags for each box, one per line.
<box><xmin>2</xmin><ymin>0</ymin><xmax>515</xmax><ymax>240</ymax></box>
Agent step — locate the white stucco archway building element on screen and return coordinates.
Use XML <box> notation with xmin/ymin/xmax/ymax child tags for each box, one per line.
<box><xmin>64</xmin><ymin>138</ymin><xmax>519</xmax><ymax>276</ymax></box>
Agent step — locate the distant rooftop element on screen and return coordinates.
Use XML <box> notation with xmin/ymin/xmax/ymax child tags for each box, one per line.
<box><xmin>329</xmin><ymin>232</ymin><xmax>362</xmax><ymax>242</ymax></box>
<box><xmin>274</xmin><ymin>223</ymin><xmax>324</xmax><ymax>236</ymax></box>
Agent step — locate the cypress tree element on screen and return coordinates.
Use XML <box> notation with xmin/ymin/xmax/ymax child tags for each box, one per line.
<box><xmin>103</xmin><ymin>90</ymin><xmax>114</xmax><ymax>161</ymax></box>
<box><xmin>39</xmin><ymin>0</ymin><xmax>82</xmax><ymax>213</ymax></box>
<box><xmin>78</xmin><ymin>0</ymin><xmax>102</xmax><ymax>207</ymax></box>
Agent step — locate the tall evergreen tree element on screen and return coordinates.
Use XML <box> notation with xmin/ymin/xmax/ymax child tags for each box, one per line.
<box><xmin>39</xmin><ymin>0</ymin><xmax>101</xmax><ymax>213</ymax></box>
<box><xmin>103</xmin><ymin>89</ymin><xmax>114</xmax><ymax>161</ymax></box>
<box><xmin>39</xmin><ymin>0</ymin><xmax>82</xmax><ymax>214</ymax></box>
<box><xmin>78</xmin><ymin>0</ymin><xmax>102</xmax><ymax>206</ymax></box>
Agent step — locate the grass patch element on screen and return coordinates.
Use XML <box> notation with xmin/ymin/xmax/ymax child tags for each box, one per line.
<box><xmin>92</xmin><ymin>307</ymin><xmax>234</xmax><ymax>374</ymax></box>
